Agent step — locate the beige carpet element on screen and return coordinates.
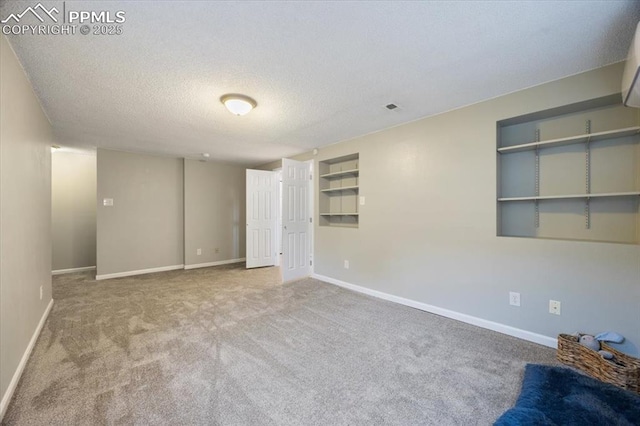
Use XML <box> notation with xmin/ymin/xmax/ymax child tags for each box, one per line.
<box><xmin>3</xmin><ymin>264</ymin><xmax>556</xmax><ymax>425</ymax></box>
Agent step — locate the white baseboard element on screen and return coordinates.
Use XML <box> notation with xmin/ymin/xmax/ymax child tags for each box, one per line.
<box><xmin>0</xmin><ymin>298</ymin><xmax>54</xmax><ymax>420</ymax></box>
<box><xmin>183</xmin><ymin>258</ymin><xmax>246</xmax><ymax>270</ymax></box>
<box><xmin>96</xmin><ymin>264</ymin><xmax>184</xmax><ymax>281</ymax></box>
<box><xmin>52</xmin><ymin>266</ymin><xmax>96</xmax><ymax>275</ymax></box>
<box><xmin>312</xmin><ymin>273</ymin><xmax>557</xmax><ymax>349</ymax></box>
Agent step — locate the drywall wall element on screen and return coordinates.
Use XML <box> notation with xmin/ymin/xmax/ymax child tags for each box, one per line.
<box><xmin>184</xmin><ymin>160</ymin><xmax>246</xmax><ymax>267</ymax></box>
<box><xmin>52</xmin><ymin>151</ymin><xmax>97</xmax><ymax>271</ymax></box>
<box><xmin>265</xmin><ymin>62</ymin><xmax>640</xmax><ymax>355</ymax></box>
<box><xmin>0</xmin><ymin>35</ymin><xmax>53</xmax><ymax>416</ymax></box>
<box><xmin>96</xmin><ymin>149</ymin><xmax>184</xmax><ymax>277</ymax></box>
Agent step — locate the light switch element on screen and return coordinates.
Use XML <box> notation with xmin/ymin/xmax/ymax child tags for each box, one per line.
<box><xmin>103</xmin><ymin>198</ymin><xmax>114</xmax><ymax>207</ymax></box>
<box><xmin>359</xmin><ymin>196</ymin><xmax>365</xmax><ymax>206</ymax></box>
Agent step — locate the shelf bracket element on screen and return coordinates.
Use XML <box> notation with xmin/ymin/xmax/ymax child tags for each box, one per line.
<box><xmin>585</xmin><ymin>141</ymin><xmax>591</xmax><ymax>195</ymax></box>
<box><xmin>585</xmin><ymin>120</ymin><xmax>591</xmax><ymax>229</ymax></box>
<box><xmin>534</xmin><ymin>129</ymin><xmax>540</xmax><ymax>197</ymax></box>
<box><xmin>534</xmin><ymin>129</ymin><xmax>540</xmax><ymax>229</ymax></box>
<box><xmin>535</xmin><ymin>148</ymin><xmax>540</xmax><ymax>197</ymax></box>
<box><xmin>585</xmin><ymin>120</ymin><xmax>591</xmax><ymax>195</ymax></box>
<box><xmin>585</xmin><ymin>198</ymin><xmax>591</xmax><ymax>229</ymax></box>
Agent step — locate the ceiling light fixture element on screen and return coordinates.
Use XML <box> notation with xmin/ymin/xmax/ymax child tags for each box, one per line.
<box><xmin>220</xmin><ymin>94</ymin><xmax>257</xmax><ymax>116</ymax></box>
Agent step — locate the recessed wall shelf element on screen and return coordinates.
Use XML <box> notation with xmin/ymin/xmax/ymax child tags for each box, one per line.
<box><xmin>320</xmin><ymin>185</ymin><xmax>359</xmax><ymax>193</ymax></box>
<box><xmin>497</xmin><ymin>95</ymin><xmax>640</xmax><ymax>244</ymax></box>
<box><xmin>319</xmin><ymin>153</ymin><xmax>359</xmax><ymax>228</ymax></box>
<box><xmin>498</xmin><ymin>126</ymin><xmax>640</xmax><ymax>154</ymax></box>
<box><xmin>319</xmin><ymin>169</ymin><xmax>359</xmax><ymax>179</ymax></box>
<box><xmin>498</xmin><ymin>192</ymin><xmax>640</xmax><ymax>202</ymax></box>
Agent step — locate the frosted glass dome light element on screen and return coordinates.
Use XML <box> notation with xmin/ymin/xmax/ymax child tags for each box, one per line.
<box><xmin>221</xmin><ymin>94</ymin><xmax>257</xmax><ymax>116</ymax></box>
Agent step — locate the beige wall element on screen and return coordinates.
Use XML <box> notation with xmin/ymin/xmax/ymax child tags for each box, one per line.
<box><xmin>184</xmin><ymin>160</ymin><xmax>246</xmax><ymax>266</ymax></box>
<box><xmin>266</xmin><ymin>62</ymin><xmax>640</xmax><ymax>354</ymax></box>
<box><xmin>0</xmin><ymin>35</ymin><xmax>53</xmax><ymax>414</ymax></box>
<box><xmin>96</xmin><ymin>149</ymin><xmax>184</xmax><ymax>277</ymax></box>
<box><xmin>52</xmin><ymin>151</ymin><xmax>96</xmax><ymax>271</ymax></box>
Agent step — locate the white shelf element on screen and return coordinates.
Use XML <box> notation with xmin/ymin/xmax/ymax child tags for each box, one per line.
<box><xmin>319</xmin><ymin>169</ymin><xmax>359</xmax><ymax>179</ymax></box>
<box><xmin>319</xmin><ymin>154</ymin><xmax>360</xmax><ymax>228</ymax></box>
<box><xmin>320</xmin><ymin>185</ymin><xmax>359</xmax><ymax>193</ymax></box>
<box><xmin>498</xmin><ymin>192</ymin><xmax>640</xmax><ymax>202</ymax></box>
<box><xmin>497</xmin><ymin>126</ymin><xmax>640</xmax><ymax>154</ymax></box>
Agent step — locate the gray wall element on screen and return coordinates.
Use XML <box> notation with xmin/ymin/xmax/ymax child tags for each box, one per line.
<box><xmin>96</xmin><ymin>149</ymin><xmax>184</xmax><ymax>277</ymax></box>
<box><xmin>184</xmin><ymin>160</ymin><xmax>246</xmax><ymax>266</ymax></box>
<box><xmin>0</xmin><ymin>35</ymin><xmax>53</xmax><ymax>412</ymax></box>
<box><xmin>52</xmin><ymin>151</ymin><xmax>96</xmax><ymax>271</ymax></box>
<box><xmin>269</xmin><ymin>62</ymin><xmax>640</xmax><ymax>354</ymax></box>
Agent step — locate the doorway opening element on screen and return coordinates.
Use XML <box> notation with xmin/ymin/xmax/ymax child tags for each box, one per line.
<box><xmin>245</xmin><ymin>159</ymin><xmax>313</xmax><ymax>282</ymax></box>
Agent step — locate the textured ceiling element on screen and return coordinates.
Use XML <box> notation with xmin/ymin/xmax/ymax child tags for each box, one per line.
<box><xmin>2</xmin><ymin>1</ymin><xmax>639</xmax><ymax>165</ymax></box>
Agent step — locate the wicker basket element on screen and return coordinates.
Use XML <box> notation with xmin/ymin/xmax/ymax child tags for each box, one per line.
<box><xmin>557</xmin><ymin>333</ymin><xmax>640</xmax><ymax>393</ymax></box>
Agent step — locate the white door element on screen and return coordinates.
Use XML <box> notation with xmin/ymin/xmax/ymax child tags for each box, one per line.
<box><xmin>282</xmin><ymin>159</ymin><xmax>311</xmax><ymax>282</ymax></box>
<box><xmin>246</xmin><ymin>169</ymin><xmax>277</xmax><ymax>268</ymax></box>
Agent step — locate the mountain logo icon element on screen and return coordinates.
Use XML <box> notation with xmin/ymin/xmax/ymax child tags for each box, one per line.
<box><xmin>1</xmin><ymin>3</ymin><xmax>59</xmax><ymax>24</ymax></box>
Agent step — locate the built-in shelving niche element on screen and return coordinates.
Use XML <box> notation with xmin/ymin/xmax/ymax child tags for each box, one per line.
<box><xmin>319</xmin><ymin>153</ymin><xmax>359</xmax><ymax>228</ymax></box>
<box><xmin>497</xmin><ymin>94</ymin><xmax>640</xmax><ymax>244</ymax></box>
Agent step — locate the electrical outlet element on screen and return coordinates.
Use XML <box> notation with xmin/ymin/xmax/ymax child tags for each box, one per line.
<box><xmin>39</xmin><ymin>286</ymin><xmax>43</xmax><ymax>300</ymax></box>
<box><xmin>509</xmin><ymin>292</ymin><xmax>521</xmax><ymax>306</ymax></box>
<box><xmin>549</xmin><ymin>300</ymin><xmax>561</xmax><ymax>315</ymax></box>
<box><xmin>215</xmin><ymin>248</ymin><xmax>219</xmax><ymax>254</ymax></box>
<box><xmin>344</xmin><ymin>260</ymin><xmax>349</xmax><ymax>269</ymax></box>
<box><xmin>196</xmin><ymin>248</ymin><xmax>202</xmax><ymax>256</ymax></box>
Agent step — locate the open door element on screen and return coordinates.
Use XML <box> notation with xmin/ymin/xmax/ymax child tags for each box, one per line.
<box><xmin>246</xmin><ymin>169</ymin><xmax>277</xmax><ymax>268</ymax></box>
<box><xmin>281</xmin><ymin>158</ymin><xmax>311</xmax><ymax>282</ymax></box>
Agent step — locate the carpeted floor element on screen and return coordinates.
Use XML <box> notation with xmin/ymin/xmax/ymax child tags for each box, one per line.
<box><xmin>3</xmin><ymin>264</ymin><xmax>557</xmax><ymax>425</ymax></box>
